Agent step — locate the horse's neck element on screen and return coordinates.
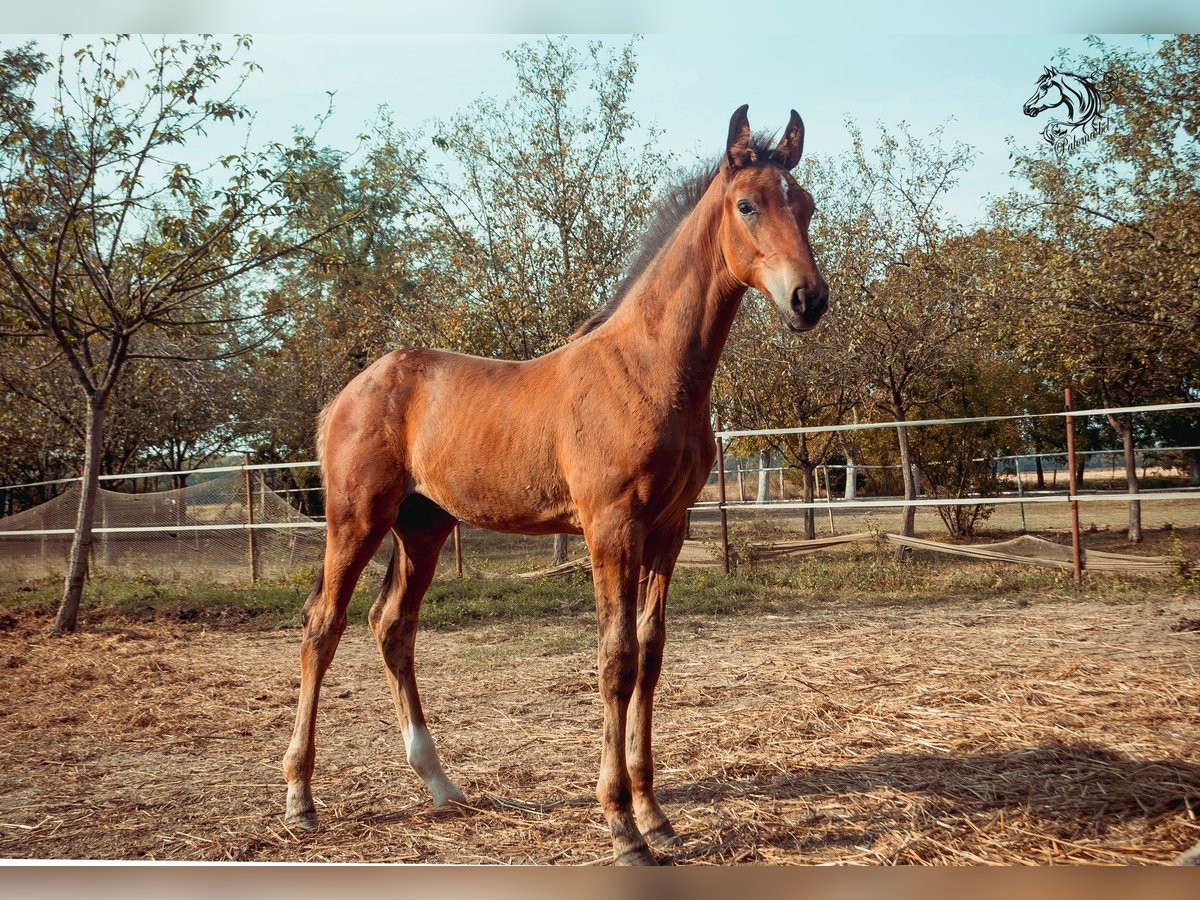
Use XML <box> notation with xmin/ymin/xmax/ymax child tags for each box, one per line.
<box><xmin>601</xmin><ymin>185</ymin><xmax>746</xmax><ymax>414</ymax></box>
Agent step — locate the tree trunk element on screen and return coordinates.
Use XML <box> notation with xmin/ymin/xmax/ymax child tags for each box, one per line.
<box><xmin>1189</xmin><ymin>450</ymin><xmax>1200</xmax><ymax>487</ymax></box>
<box><xmin>54</xmin><ymin>396</ymin><xmax>105</xmax><ymax>634</ymax></box>
<box><xmin>843</xmin><ymin>440</ymin><xmax>862</xmax><ymax>500</ymax></box>
<box><xmin>801</xmin><ymin>465</ymin><xmax>817</xmax><ymax>540</ymax></box>
<box><xmin>551</xmin><ymin>533</ymin><xmax>569</xmax><ymax>566</ymax></box>
<box><xmin>757</xmin><ymin>448</ymin><xmax>771</xmax><ymax>503</ymax></box>
<box><xmin>1034</xmin><ymin>455</ymin><xmax>1045</xmax><ymax>489</ymax></box>
<box><xmin>894</xmin><ymin>406</ymin><xmax>917</xmax><ymax>541</ymax></box>
<box><xmin>1110</xmin><ymin>413</ymin><xmax>1142</xmax><ymax>544</ymax></box>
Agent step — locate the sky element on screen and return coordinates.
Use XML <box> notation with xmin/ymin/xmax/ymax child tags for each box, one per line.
<box><xmin>3</xmin><ymin>0</ymin><xmax>1195</xmax><ymax>225</ymax></box>
<box><xmin>220</xmin><ymin>33</ymin><xmax>1167</xmax><ymax>224</ymax></box>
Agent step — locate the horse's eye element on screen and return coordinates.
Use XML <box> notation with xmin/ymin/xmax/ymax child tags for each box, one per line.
<box><xmin>737</xmin><ymin>199</ymin><xmax>755</xmax><ymax>216</ymax></box>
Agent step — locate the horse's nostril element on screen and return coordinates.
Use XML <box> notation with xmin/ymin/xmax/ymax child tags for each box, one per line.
<box><xmin>803</xmin><ymin>288</ymin><xmax>828</xmax><ymax>323</ymax></box>
<box><xmin>791</xmin><ymin>286</ymin><xmax>827</xmax><ymax>323</ymax></box>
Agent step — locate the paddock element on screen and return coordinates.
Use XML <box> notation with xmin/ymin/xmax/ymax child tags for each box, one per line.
<box><xmin>2</xmin><ymin>589</ymin><xmax>1197</xmax><ymax>864</ymax></box>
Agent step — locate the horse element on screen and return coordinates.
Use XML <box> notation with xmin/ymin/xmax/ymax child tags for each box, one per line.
<box><xmin>281</xmin><ymin>105</ymin><xmax>829</xmax><ymax>865</ymax></box>
<box><xmin>1023</xmin><ymin>66</ymin><xmax>1108</xmax><ymax>152</ymax></box>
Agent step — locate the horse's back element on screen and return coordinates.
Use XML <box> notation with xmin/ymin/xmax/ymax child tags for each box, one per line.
<box><xmin>330</xmin><ymin>347</ymin><xmax>579</xmax><ymax>533</ymax></box>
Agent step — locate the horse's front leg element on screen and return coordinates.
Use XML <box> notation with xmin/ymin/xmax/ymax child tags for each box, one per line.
<box><xmin>586</xmin><ymin>511</ymin><xmax>654</xmax><ymax>865</ymax></box>
<box><xmin>627</xmin><ymin>522</ymin><xmax>686</xmax><ymax>849</ymax></box>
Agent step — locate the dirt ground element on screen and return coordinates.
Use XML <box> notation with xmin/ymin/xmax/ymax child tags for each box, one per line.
<box><xmin>2</xmin><ymin>594</ymin><xmax>1199</xmax><ymax>865</ymax></box>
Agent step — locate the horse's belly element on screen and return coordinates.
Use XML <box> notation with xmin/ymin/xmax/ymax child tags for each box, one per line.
<box><xmin>411</xmin><ymin>454</ymin><xmax>581</xmax><ymax>536</ymax></box>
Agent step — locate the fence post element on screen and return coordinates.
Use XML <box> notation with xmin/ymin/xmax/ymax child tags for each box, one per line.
<box><xmin>1014</xmin><ymin>459</ymin><xmax>1028</xmax><ymax>534</ymax></box>
<box><xmin>453</xmin><ymin>522</ymin><xmax>463</xmax><ymax>578</ymax></box>
<box><xmin>244</xmin><ymin>453</ymin><xmax>259</xmax><ymax>584</ymax></box>
<box><xmin>822</xmin><ymin>465</ymin><xmax>836</xmax><ymax>534</ymax></box>
<box><xmin>1064</xmin><ymin>390</ymin><xmax>1084</xmax><ymax>586</ymax></box>
<box><xmin>715</xmin><ymin>415</ymin><xmax>730</xmax><ymax>575</ymax></box>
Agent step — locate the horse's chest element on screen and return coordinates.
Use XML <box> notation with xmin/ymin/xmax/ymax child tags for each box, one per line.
<box><xmin>633</xmin><ymin>429</ymin><xmax>716</xmax><ymax>509</ymax></box>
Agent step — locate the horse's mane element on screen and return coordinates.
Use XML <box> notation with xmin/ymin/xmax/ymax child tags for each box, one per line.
<box><xmin>570</xmin><ymin>132</ymin><xmax>781</xmax><ymax>340</ymax></box>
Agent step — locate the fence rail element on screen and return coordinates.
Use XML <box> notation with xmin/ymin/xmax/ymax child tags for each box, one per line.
<box><xmin>1</xmin><ymin>396</ymin><xmax>1196</xmax><ymax>583</ymax></box>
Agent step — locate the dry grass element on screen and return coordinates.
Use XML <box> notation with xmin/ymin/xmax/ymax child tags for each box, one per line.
<box><xmin>2</xmin><ymin>590</ymin><xmax>1199</xmax><ymax>865</ymax></box>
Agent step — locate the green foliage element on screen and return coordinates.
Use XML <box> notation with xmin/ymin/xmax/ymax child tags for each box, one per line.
<box><xmin>420</xmin><ymin>36</ymin><xmax>672</xmax><ymax>359</ymax></box>
<box><xmin>0</xmin><ymin>35</ymin><xmax>361</xmax><ymax>629</ymax></box>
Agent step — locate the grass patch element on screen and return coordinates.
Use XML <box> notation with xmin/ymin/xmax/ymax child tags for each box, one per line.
<box><xmin>2</xmin><ymin>545</ymin><xmax>1194</xmax><ymax>634</ymax></box>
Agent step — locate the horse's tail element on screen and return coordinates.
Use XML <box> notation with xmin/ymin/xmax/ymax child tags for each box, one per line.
<box><xmin>314</xmin><ymin>400</ymin><xmax>334</xmax><ymax>488</ymax></box>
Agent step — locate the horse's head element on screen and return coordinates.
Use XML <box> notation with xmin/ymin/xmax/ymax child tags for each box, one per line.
<box><xmin>717</xmin><ymin>105</ymin><xmax>828</xmax><ymax>333</ymax></box>
<box><xmin>1024</xmin><ymin>66</ymin><xmax>1064</xmax><ymax>118</ymax></box>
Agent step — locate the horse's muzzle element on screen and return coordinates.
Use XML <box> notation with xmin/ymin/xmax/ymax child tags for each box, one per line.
<box><xmin>787</xmin><ymin>284</ymin><xmax>828</xmax><ymax>332</ymax></box>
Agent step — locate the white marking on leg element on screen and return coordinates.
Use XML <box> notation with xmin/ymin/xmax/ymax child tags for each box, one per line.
<box><xmin>403</xmin><ymin>723</ymin><xmax>465</xmax><ymax>807</ymax></box>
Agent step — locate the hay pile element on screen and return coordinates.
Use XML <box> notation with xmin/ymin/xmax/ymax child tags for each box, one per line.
<box><xmin>1</xmin><ymin>593</ymin><xmax>1198</xmax><ymax>864</ymax></box>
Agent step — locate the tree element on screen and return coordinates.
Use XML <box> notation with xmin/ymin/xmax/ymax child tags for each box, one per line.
<box><xmin>236</xmin><ymin>120</ymin><xmax>429</xmax><ymax>474</ymax></box>
<box><xmin>0</xmin><ymin>36</ymin><xmax>347</xmax><ymax>632</ymax></box>
<box><xmin>907</xmin><ymin>350</ymin><xmax>1023</xmax><ymax>538</ymax></box>
<box><xmin>420</xmin><ymin>37</ymin><xmax>670</xmax><ymax>359</ymax></box>
<box><xmin>811</xmin><ymin>122</ymin><xmax>980</xmax><ymax>541</ymax></box>
<box><xmin>714</xmin><ymin>291</ymin><xmax>852</xmax><ymax>540</ymax></box>
<box><xmin>999</xmin><ymin>35</ymin><xmax>1200</xmax><ymax>542</ymax></box>
<box><xmin>126</xmin><ymin>355</ymin><xmax>247</xmax><ymax>486</ymax></box>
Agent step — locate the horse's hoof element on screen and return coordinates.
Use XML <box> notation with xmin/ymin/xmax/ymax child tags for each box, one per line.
<box><xmin>1174</xmin><ymin>841</ymin><xmax>1200</xmax><ymax>865</ymax></box>
<box><xmin>431</xmin><ymin>782</ymin><xmax>468</xmax><ymax>811</ymax></box>
<box><xmin>284</xmin><ymin>810</ymin><xmax>318</xmax><ymax>832</ymax></box>
<box><xmin>615</xmin><ymin>845</ymin><xmax>658</xmax><ymax>866</ymax></box>
<box><xmin>644</xmin><ymin>823</ymin><xmax>683</xmax><ymax>849</ymax></box>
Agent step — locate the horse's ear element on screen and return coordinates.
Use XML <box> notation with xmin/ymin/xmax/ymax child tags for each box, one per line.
<box><xmin>769</xmin><ymin>110</ymin><xmax>805</xmax><ymax>170</ymax></box>
<box><xmin>1045</xmin><ymin>65</ymin><xmax>1057</xmax><ymax>76</ymax></box>
<box><xmin>726</xmin><ymin>104</ymin><xmax>754</xmax><ymax>169</ymax></box>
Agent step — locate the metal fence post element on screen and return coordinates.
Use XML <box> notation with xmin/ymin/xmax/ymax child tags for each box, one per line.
<box><xmin>1014</xmin><ymin>459</ymin><xmax>1028</xmax><ymax>534</ymax></box>
<box><xmin>822</xmin><ymin>465</ymin><xmax>836</xmax><ymax>534</ymax></box>
<box><xmin>244</xmin><ymin>453</ymin><xmax>259</xmax><ymax>583</ymax></box>
<box><xmin>1064</xmin><ymin>390</ymin><xmax>1083</xmax><ymax>586</ymax></box>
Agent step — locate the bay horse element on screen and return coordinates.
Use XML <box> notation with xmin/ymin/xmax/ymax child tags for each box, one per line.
<box><xmin>282</xmin><ymin>105</ymin><xmax>829</xmax><ymax>865</ymax></box>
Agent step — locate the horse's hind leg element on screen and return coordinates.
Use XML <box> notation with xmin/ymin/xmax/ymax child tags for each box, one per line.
<box><xmin>627</xmin><ymin>522</ymin><xmax>685</xmax><ymax>849</ymax></box>
<box><xmin>283</xmin><ymin>494</ymin><xmax>396</xmax><ymax>829</ymax></box>
<box><xmin>368</xmin><ymin>495</ymin><xmax>464</xmax><ymax>808</ymax></box>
